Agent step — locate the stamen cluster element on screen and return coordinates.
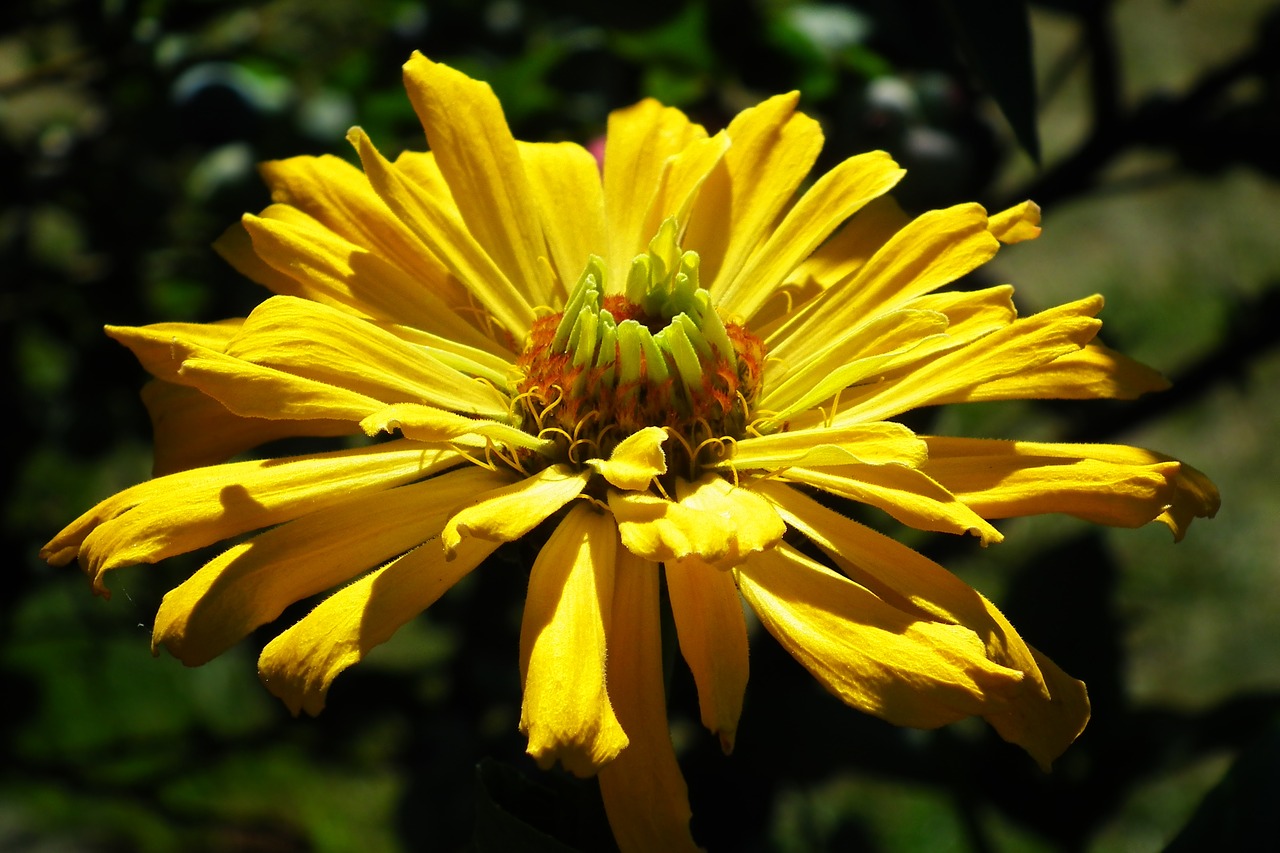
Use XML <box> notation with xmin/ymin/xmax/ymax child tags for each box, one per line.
<box><xmin>514</xmin><ymin>220</ymin><xmax>764</xmax><ymax>479</ymax></box>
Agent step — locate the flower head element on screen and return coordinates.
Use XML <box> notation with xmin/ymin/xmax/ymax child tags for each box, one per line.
<box><xmin>43</xmin><ymin>53</ymin><xmax>1219</xmax><ymax>851</ymax></box>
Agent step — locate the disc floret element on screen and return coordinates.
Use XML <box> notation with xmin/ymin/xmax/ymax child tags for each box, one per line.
<box><xmin>515</xmin><ymin>219</ymin><xmax>764</xmax><ymax>478</ymax></box>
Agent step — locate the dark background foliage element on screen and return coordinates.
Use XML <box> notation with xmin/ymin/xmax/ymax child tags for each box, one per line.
<box><xmin>4</xmin><ymin>0</ymin><xmax>1280</xmax><ymax>850</ymax></box>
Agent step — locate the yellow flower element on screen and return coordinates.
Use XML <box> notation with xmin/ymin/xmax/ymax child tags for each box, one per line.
<box><xmin>43</xmin><ymin>53</ymin><xmax>1219</xmax><ymax>851</ymax></box>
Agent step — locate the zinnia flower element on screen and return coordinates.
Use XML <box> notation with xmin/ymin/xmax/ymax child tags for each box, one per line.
<box><xmin>43</xmin><ymin>53</ymin><xmax>1219</xmax><ymax>851</ymax></box>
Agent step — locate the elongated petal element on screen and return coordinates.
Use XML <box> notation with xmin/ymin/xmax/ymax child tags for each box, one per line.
<box><xmin>155</xmin><ymin>466</ymin><xmax>507</xmax><ymax>665</ymax></box>
<box><xmin>402</xmin><ymin>52</ymin><xmax>553</xmax><ymax>308</ymax></box>
<box><xmin>717</xmin><ymin>151</ymin><xmax>906</xmax><ymax>321</ymax></box>
<box><xmin>518</xmin><ymin>140</ymin><xmax>606</xmax><ymax>295</ymax></box>
<box><xmin>603</xmin><ymin>99</ymin><xmax>707</xmax><ymax>289</ymax></box>
<box><xmin>760</xmin><ymin>308</ymin><xmax>950</xmax><ymax>416</ymax></box>
<box><xmin>831</xmin><ymin>295</ymin><xmax>1105</xmax><ymax>427</ymax></box>
<box><xmin>988</xmin><ymin>200</ymin><xmax>1041</xmax><ymax>244</ymax></box>
<box><xmin>951</xmin><ymin>342</ymin><xmax>1171</xmax><ymax>402</ymax></box>
<box><xmin>599</xmin><ymin>547</ymin><xmax>700</xmax><ymax>853</ymax></box>
<box><xmin>686</xmin><ymin>92</ymin><xmax>822</xmax><ymax>291</ymax></box>
<box><xmin>109</xmin><ymin>318</ymin><xmax>241</xmax><ymax>371</ymax></box>
<box><xmin>349</xmin><ymin>126</ymin><xmax>534</xmax><ymax>340</ymax></box>
<box><xmin>214</xmin><ymin>218</ymin><xmax>302</xmax><ymax>296</ymax></box>
<box><xmin>587</xmin><ymin>426</ymin><xmax>668</xmax><ymax>490</ymax></box>
<box><xmin>764</xmin><ymin>288</ymin><xmax>1020</xmax><ymax>424</ymax></box>
<box><xmin>141</xmin><ymin>380</ymin><xmax>355</xmax><ymax>475</ymax></box>
<box><xmin>242</xmin><ymin>209</ymin><xmax>501</xmax><ymax>353</ymax></box>
<box><xmin>226</xmin><ymin>296</ymin><xmax>511</xmax><ymax>419</ymax></box>
<box><xmin>753</xmin><ymin>479</ymin><xmax>1089</xmax><ymax>767</ymax></box>
<box><xmin>41</xmin><ymin>440</ymin><xmax>462</xmax><ymax>587</ymax></box>
<box><xmin>638</xmin><ymin>132</ymin><xmax>730</xmax><ymax>247</ymax></box>
<box><xmin>382</xmin><ymin>322</ymin><xmax>518</xmax><ymax>388</ymax></box>
<box><xmin>780</xmin><ymin>464</ymin><xmax>1003</xmax><ymax>544</ymax></box>
<box><xmin>665</xmin><ymin>556</ymin><xmax>748</xmax><ymax>753</ymax></box>
<box><xmin>749</xmin><ymin>195</ymin><xmax>910</xmax><ymax>333</ymax></box>
<box><xmin>360</xmin><ymin>402</ymin><xmax>551</xmax><ymax>452</ymax></box>
<box><xmin>259</xmin><ymin>533</ymin><xmax>499</xmax><ymax>716</ymax></box>
<box><xmin>712</xmin><ymin>422</ymin><xmax>927</xmax><ymax>472</ymax></box>
<box><xmin>923</xmin><ymin>441</ymin><xmax>1182</xmax><ymax>527</ymax></box>
<box><xmin>129</xmin><ymin>334</ymin><xmax>386</xmax><ymax>424</ymax></box>
<box><xmin>609</xmin><ymin>474</ymin><xmax>785</xmax><ymax>568</ymax></box>
<box><xmin>258</xmin><ymin>154</ymin><xmax>465</xmax><ymax>303</ymax></box>
<box><xmin>736</xmin><ymin>545</ymin><xmax>1024</xmax><ymax>728</ymax></box>
<box><xmin>907</xmin><ymin>285</ymin><xmax>1018</xmax><ymax>340</ymax></box>
<box><xmin>923</xmin><ymin>437</ymin><xmax>1219</xmax><ymax>539</ymax></box>
<box><xmin>783</xmin><ymin>195</ymin><xmax>910</xmax><ymax>293</ymax></box>
<box><xmin>768</xmin><ymin>203</ymin><xmax>1000</xmax><ymax>368</ymax></box>
<box><xmin>442</xmin><ymin>464</ymin><xmax>589</xmax><ymax>557</ymax></box>
<box><xmin>520</xmin><ymin>505</ymin><xmax>628</xmax><ymax>775</ymax></box>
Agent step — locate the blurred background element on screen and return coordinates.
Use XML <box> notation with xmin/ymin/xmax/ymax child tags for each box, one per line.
<box><xmin>4</xmin><ymin>0</ymin><xmax>1280</xmax><ymax>850</ymax></box>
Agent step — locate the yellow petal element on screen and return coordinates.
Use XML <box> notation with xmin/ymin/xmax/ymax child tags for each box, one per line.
<box><xmin>587</xmin><ymin>426</ymin><xmax>668</xmax><ymax>490</ymax></box>
<box><xmin>259</xmin><ymin>533</ymin><xmax>499</xmax><ymax>716</ymax></box>
<box><xmin>392</xmin><ymin>149</ymin><xmax>456</xmax><ymax>203</ymax></box>
<box><xmin>441</xmin><ymin>464</ymin><xmax>589</xmax><ymax>557</ymax></box>
<box><xmin>665</xmin><ymin>556</ymin><xmax>748</xmax><ymax>753</ymax></box>
<box><xmin>711</xmin><ymin>422</ymin><xmax>927</xmax><ymax>472</ymax></box>
<box><xmin>923</xmin><ymin>437</ymin><xmax>1219</xmax><ymax>539</ymax></box>
<box><xmin>638</xmin><ymin>131</ymin><xmax>730</xmax><ymax>249</ymax></box>
<box><xmin>768</xmin><ymin>203</ymin><xmax>1000</xmax><ymax>369</ymax></box>
<box><xmin>360</xmin><ymin>402</ymin><xmax>551</xmax><ymax>452</ymax></box>
<box><xmin>609</xmin><ymin>474</ymin><xmax>785</xmax><ymax>568</ymax></box>
<box><xmin>598</xmin><ymin>547</ymin><xmax>700</xmax><ymax>853</ymax></box>
<box><xmin>988</xmin><ymin>200</ymin><xmax>1042</xmax><ymax>244</ymax></box>
<box><xmin>40</xmin><ymin>440</ymin><xmax>462</xmax><ymax>587</ymax></box>
<box><xmin>155</xmin><ymin>466</ymin><xmax>507</xmax><ymax>665</ymax></box>
<box><xmin>831</xmin><ymin>295</ymin><xmax>1105</xmax><ymax>427</ymax></box>
<box><xmin>1152</xmin><ymin>460</ymin><xmax>1220</xmax><ymax>541</ymax></box>
<box><xmin>922</xmin><ymin>439</ymin><xmax>1181</xmax><ymax>528</ymax></box>
<box><xmin>716</xmin><ymin>151</ymin><xmax>906</xmax><ymax>321</ymax></box>
<box><xmin>131</xmin><ymin>333</ymin><xmax>386</xmax><ymax>424</ymax></box>
<box><xmin>784</xmin><ymin>195</ymin><xmax>911</xmax><ymax>293</ymax></box>
<box><xmin>228</xmin><ymin>295</ymin><xmax>511</xmax><ymax>418</ymax></box>
<box><xmin>686</xmin><ymin>92</ymin><xmax>823</xmax><ymax>292</ymax></box>
<box><xmin>518</xmin><ymin>140</ymin><xmax>606</xmax><ymax>298</ymax></box>
<box><xmin>750</xmin><ymin>195</ymin><xmax>913</xmax><ymax>333</ymax></box>
<box><xmin>760</xmin><ymin>308</ymin><xmax>950</xmax><ymax>417</ymax></box>
<box><xmin>258</xmin><ymin>154</ymin><xmax>465</xmax><ymax>303</ymax></box>
<box><xmin>108</xmin><ymin>318</ymin><xmax>241</xmax><ymax>370</ymax></box>
<box><xmin>753</xmin><ymin>479</ymin><xmax>1090</xmax><ymax>767</ymax></box>
<box><xmin>242</xmin><ymin>209</ymin><xmax>502</xmax><ymax>354</ymax></box>
<box><xmin>348</xmin><ymin>125</ymin><xmax>534</xmax><ymax>341</ymax></box>
<box><xmin>141</xmin><ymin>380</ymin><xmax>354</xmax><ymax>475</ymax></box>
<box><xmin>402</xmin><ymin>53</ymin><xmax>553</xmax><ymax>308</ymax></box>
<box><xmin>519</xmin><ymin>505</ymin><xmax>628</xmax><ymax>775</ymax></box>
<box><xmin>213</xmin><ymin>219</ymin><xmax>302</xmax><ymax>296</ymax></box>
<box><xmin>380</xmin><ymin>321</ymin><xmax>517</xmax><ymax>388</ymax></box>
<box><xmin>764</xmin><ymin>287</ymin><xmax>1021</xmax><ymax>426</ymax></box>
<box><xmin>907</xmin><ymin>284</ymin><xmax>1018</xmax><ymax>340</ymax></box>
<box><xmin>1000</xmin><ymin>647</ymin><xmax>1090</xmax><ymax>771</ymax></box>
<box><xmin>953</xmin><ymin>342</ymin><xmax>1171</xmax><ymax>402</ymax></box>
<box><xmin>736</xmin><ymin>544</ymin><xmax>1024</xmax><ymax>728</ymax></box>
<box><xmin>603</xmin><ymin>99</ymin><xmax>707</xmax><ymax>289</ymax></box>
<box><xmin>780</xmin><ymin>464</ymin><xmax>1004</xmax><ymax>544</ymax></box>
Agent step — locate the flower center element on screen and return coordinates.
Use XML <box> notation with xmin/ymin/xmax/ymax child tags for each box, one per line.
<box><xmin>514</xmin><ymin>219</ymin><xmax>764</xmax><ymax>478</ymax></box>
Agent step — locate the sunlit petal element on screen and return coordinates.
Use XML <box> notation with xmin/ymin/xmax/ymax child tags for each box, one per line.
<box><xmin>519</xmin><ymin>505</ymin><xmax>628</xmax><ymax>775</ymax></box>
<box><xmin>599</xmin><ymin>547</ymin><xmax>700</xmax><ymax>852</ymax></box>
<box><xmin>665</xmin><ymin>555</ymin><xmax>749</xmax><ymax>753</ymax></box>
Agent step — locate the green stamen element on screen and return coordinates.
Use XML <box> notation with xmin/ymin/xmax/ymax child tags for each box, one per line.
<box><xmin>543</xmin><ymin>218</ymin><xmax>748</xmax><ymax>420</ymax></box>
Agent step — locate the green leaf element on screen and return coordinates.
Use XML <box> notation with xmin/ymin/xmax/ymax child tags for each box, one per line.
<box><xmin>938</xmin><ymin>0</ymin><xmax>1041</xmax><ymax>163</ymax></box>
